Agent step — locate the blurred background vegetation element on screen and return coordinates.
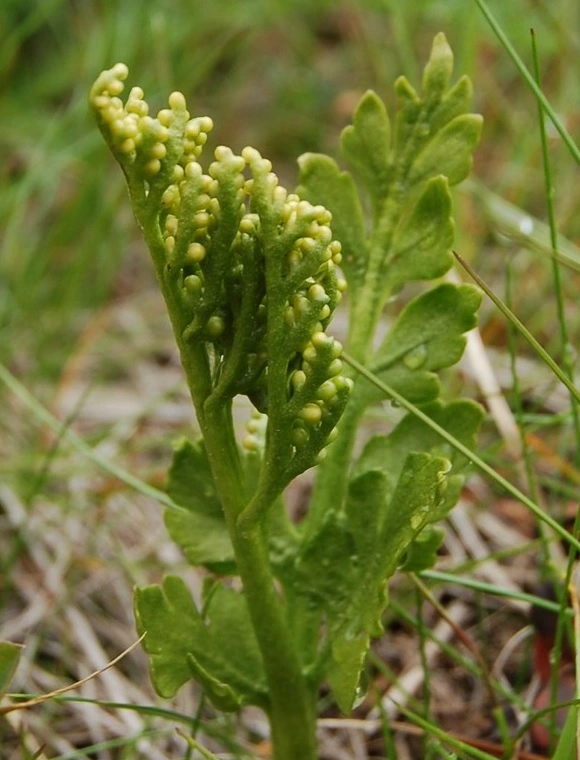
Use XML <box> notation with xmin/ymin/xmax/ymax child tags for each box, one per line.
<box><xmin>1</xmin><ymin>0</ymin><xmax>578</xmax><ymax>757</ymax></box>
<box><xmin>1</xmin><ymin>0</ymin><xmax>578</xmax><ymax>379</ymax></box>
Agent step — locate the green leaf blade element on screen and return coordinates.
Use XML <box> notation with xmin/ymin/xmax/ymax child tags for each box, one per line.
<box><xmin>190</xmin><ymin>584</ymin><xmax>268</xmax><ymax>710</ymax></box>
<box><xmin>386</xmin><ymin>175</ymin><xmax>454</xmax><ymax>290</ymax></box>
<box><xmin>340</xmin><ymin>90</ymin><xmax>391</xmax><ymax>206</ymax></box>
<box><xmin>353</xmin><ymin>398</ymin><xmax>484</xmax><ymax>572</ymax></box>
<box><xmin>421</xmin><ymin>32</ymin><xmax>454</xmax><ymax>97</ymax></box>
<box><xmin>164</xmin><ymin>438</ymin><xmax>235</xmax><ymax>570</ymax></box>
<box><xmin>166</xmin><ymin>438</ymin><xmax>221</xmax><ymax>515</ymax></box>
<box><xmin>327</xmin><ymin>631</ymin><xmax>369</xmax><ymax>714</ymax></box>
<box><xmin>409</xmin><ymin>113</ymin><xmax>484</xmax><ymax>188</ymax></box>
<box><xmin>0</xmin><ymin>641</ymin><xmax>23</xmax><ymax>695</ymax></box>
<box><xmin>134</xmin><ymin>575</ymin><xmax>205</xmax><ymax>699</ymax></box>
<box><xmin>354</xmin><ymin>399</ymin><xmax>484</xmax><ymax>485</ymax></box>
<box><xmin>319</xmin><ymin>453</ymin><xmax>452</xmax><ymax>711</ymax></box>
<box><xmin>429</xmin><ymin>75</ymin><xmax>474</xmax><ymax>136</ymax></box>
<box><xmin>297</xmin><ymin>152</ymin><xmax>368</xmax><ymax>296</ymax></box>
<box><xmin>378</xmin><ymin>452</ymin><xmax>451</xmax><ymax>578</ymax></box>
<box><xmin>399</xmin><ymin>526</ymin><xmax>445</xmax><ymax>572</ymax></box>
<box><xmin>369</xmin><ymin>283</ymin><xmax>482</xmax><ymax>403</ymax></box>
<box><xmin>134</xmin><ymin>576</ymin><xmax>268</xmax><ymax>709</ymax></box>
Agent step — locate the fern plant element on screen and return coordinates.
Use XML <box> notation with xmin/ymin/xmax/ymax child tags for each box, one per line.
<box><xmin>89</xmin><ymin>32</ymin><xmax>483</xmax><ymax>759</ymax></box>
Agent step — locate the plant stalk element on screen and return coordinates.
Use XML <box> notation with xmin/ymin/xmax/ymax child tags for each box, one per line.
<box><xmin>201</xmin><ymin>403</ymin><xmax>319</xmax><ymax>760</ymax></box>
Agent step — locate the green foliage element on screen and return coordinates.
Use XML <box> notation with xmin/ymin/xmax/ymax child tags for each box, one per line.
<box><xmin>294</xmin><ymin>32</ymin><xmax>483</xmax><ymax>717</ymax></box>
<box><xmin>164</xmin><ymin>438</ymin><xmax>235</xmax><ymax>572</ymax></box>
<box><xmin>134</xmin><ymin>577</ymin><xmax>267</xmax><ymax>709</ymax></box>
<box><xmin>366</xmin><ymin>283</ymin><xmax>482</xmax><ymax>404</ymax></box>
<box><xmin>352</xmin><ymin>399</ymin><xmax>484</xmax><ymax>579</ymax></box>
<box><xmin>353</xmin><ymin>400</ymin><xmax>484</xmax><ymax>503</ymax></box>
<box><xmin>164</xmin><ymin>431</ymin><xmax>299</xmax><ymax>579</ymax></box>
<box><xmin>91</xmin><ymin>31</ymin><xmax>483</xmax><ymax>760</ymax></box>
<box><xmin>340</xmin><ymin>91</ymin><xmax>391</xmax><ymax>207</ymax></box>
<box><xmin>552</xmin><ymin>706</ymin><xmax>579</xmax><ymax>760</ymax></box>
<box><xmin>294</xmin><ymin>453</ymin><xmax>452</xmax><ymax>712</ymax></box>
<box><xmin>298</xmin><ymin>30</ymin><xmax>483</xmax><ymax>550</ymax></box>
<box><xmin>298</xmin><ymin>36</ymin><xmax>483</xmax><ymax>317</ymax></box>
<box><xmin>0</xmin><ymin>641</ymin><xmax>22</xmax><ymax>695</ymax></box>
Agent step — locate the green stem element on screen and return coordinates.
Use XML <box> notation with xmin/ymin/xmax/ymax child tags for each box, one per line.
<box><xmin>200</xmin><ymin>403</ymin><xmax>318</xmax><ymax>760</ymax></box>
<box><xmin>234</xmin><ymin>529</ymin><xmax>318</xmax><ymax>759</ymax></box>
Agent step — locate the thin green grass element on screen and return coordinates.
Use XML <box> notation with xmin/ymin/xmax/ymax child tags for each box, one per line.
<box><xmin>530</xmin><ymin>30</ymin><xmax>580</xmax><ymax>456</ymax></box>
<box><xmin>0</xmin><ymin>361</ymin><xmax>180</xmax><ymax>511</ymax></box>
<box><xmin>474</xmin><ymin>0</ymin><xmax>579</xmax><ymax>163</ymax></box>
<box><xmin>529</xmin><ymin>27</ymin><xmax>580</xmax><ymax>754</ymax></box>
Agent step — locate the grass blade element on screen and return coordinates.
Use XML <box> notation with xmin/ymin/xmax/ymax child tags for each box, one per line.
<box><xmin>453</xmin><ymin>251</ymin><xmax>580</xmax><ymax>406</ymax></box>
<box><xmin>474</xmin><ymin>0</ymin><xmax>580</xmax><ymax>163</ymax></box>
<box><xmin>0</xmin><ymin>362</ymin><xmax>182</xmax><ymax>512</ymax></box>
